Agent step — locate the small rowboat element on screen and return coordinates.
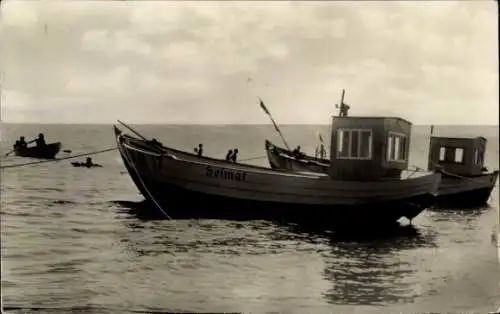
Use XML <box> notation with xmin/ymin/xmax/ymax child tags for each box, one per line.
<box><xmin>14</xmin><ymin>142</ymin><xmax>61</xmax><ymax>159</ymax></box>
<box><xmin>71</xmin><ymin>162</ymin><xmax>102</xmax><ymax>168</ymax></box>
<box><xmin>114</xmin><ymin>125</ymin><xmax>441</xmax><ymax>228</ymax></box>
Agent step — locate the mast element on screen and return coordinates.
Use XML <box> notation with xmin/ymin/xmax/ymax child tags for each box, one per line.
<box><xmin>335</xmin><ymin>89</ymin><xmax>350</xmax><ymax>117</ymax></box>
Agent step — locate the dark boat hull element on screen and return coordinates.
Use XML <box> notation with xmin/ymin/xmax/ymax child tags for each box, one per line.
<box><xmin>125</xmin><ymin>173</ymin><xmax>434</xmax><ymax>228</ymax></box>
<box><xmin>432</xmin><ymin>172</ymin><xmax>499</xmax><ymax>208</ymax></box>
<box><xmin>115</xmin><ymin>126</ymin><xmax>441</xmax><ymax>228</ymax></box>
<box><xmin>14</xmin><ymin>142</ymin><xmax>61</xmax><ymax>159</ymax></box>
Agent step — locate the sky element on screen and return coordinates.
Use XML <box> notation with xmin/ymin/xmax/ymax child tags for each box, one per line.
<box><xmin>0</xmin><ymin>1</ymin><xmax>498</xmax><ymax>125</ymax></box>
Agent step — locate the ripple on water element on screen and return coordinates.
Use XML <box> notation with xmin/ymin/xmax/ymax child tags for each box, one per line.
<box><xmin>2</xmin><ymin>125</ymin><xmax>499</xmax><ymax>313</ymax></box>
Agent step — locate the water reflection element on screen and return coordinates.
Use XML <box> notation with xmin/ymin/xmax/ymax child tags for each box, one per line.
<box><xmin>279</xmin><ymin>222</ymin><xmax>438</xmax><ymax>306</ymax></box>
<box><xmin>112</xmin><ymin>200</ymin><xmax>166</xmax><ymax>221</ymax></box>
<box><xmin>427</xmin><ymin>206</ymin><xmax>496</xmax><ymax>237</ymax></box>
<box><xmin>113</xmin><ymin>200</ymin><xmax>439</xmax><ymax>307</ymax></box>
<box><xmin>322</xmin><ymin>245</ymin><xmax>418</xmax><ymax>305</ymax></box>
<box><xmin>112</xmin><ymin>201</ymin><xmax>284</xmax><ymax>257</ymax></box>
<box><xmin>428</xmin><ymin>205</ymin><xmax>492</xmax><ymax>218</ymax></box>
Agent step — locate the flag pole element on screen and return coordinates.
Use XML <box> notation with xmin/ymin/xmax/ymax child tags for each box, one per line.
<box><xmin>258</xmin><ymin>98</ymin><xmax>291</xmax><ymax>151</ymax></box>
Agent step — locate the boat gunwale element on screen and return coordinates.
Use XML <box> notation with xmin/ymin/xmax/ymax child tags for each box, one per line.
<box><xmin>120</xmin><ymin>139</ymin><xmax>326</xmax><ymax>179</ymax></box>
<box><xmin>117</xmin><ymin>129</ymin><xmax>441</xmax><ymax>184</ymax></box>
<box><xmin>117</xmin><ymin>132</ymin><xmax>328</xmax><ymax>177</ymax></box>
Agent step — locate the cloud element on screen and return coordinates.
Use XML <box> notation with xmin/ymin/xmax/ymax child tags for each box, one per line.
<box><xmin>81</xmin><ymin>29</ymin><xmax>152</xmax><ymax>56</ymax></box>
<box><xmin>0</xmin><ymin>1</ymin><xmax>38</xmax><ymax>28</ymax></box>
<box><xmin>66</xmin><ymin>65</ymin><xmax>130</xmax><ymax>95</ymax></box>
<box><xmin>0</xmin><ymin>1</ymin><xmax>497</xmax><ymax>124</ymax></box>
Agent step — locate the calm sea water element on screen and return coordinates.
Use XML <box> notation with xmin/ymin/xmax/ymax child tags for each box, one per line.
<box><xmin>1</xmin><ymin>124</ymin><xmax>499</xmax><ymax>314</ymax></box>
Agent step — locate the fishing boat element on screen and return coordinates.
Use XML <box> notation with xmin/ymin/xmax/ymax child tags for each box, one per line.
<box><xmin>427</xmin><ymin>136</ymin><xmax>499</xmax><ymax>208</ymax></box>
<box><xmin>267</xmin><ymin>135</ymin><xmax>499</xmax><ymax>208</ymax></box>
<box><xmin>266</xmin><ymin>139</ymin><xmax>329</xmax><ymax>173</ymax></box>
<box><xmin>13</xmin><ymin>142</ymin><xmax>61</xmax><ymax>159</ymax></box>
<box><xmin>114</xmin><ymin>116</ymin><xmax>441</xmax><ymax>228</ymax></box>
<box><xmin>261</xmin><ymin>87</ymin><xmax>498</xmax><ymax>209</ymax></box>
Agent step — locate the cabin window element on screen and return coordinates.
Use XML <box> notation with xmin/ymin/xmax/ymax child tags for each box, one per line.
<box><xmin>337</xmin><ymin>129</ymin><xmax>372</xmax><ymax>159</ymax></box>
<box><xmin>439</xmin><ymin>147</ymin><xmax>446</xmax><ymax>161</ymax></box>
<box><xmin>474</xmin><ymin>149</ymin><xmax>484</xmax><ymax>165</ymax></box>
<box><xmin>387</xmin><ymin>132</ymin><xmax>407</xmax><ymax>162</ymax></box>
<box><xmin>438</xmin><ymin>146</ymin><xmax>467</xmax><ymax>164</ymax></box>
<box><xmin>454</xmin><ymin>148</ymin><xmax>464</xmax><ymax>163</ymax></box>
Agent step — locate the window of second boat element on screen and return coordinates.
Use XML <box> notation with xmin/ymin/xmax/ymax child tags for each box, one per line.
<box><xmin>438</xmin><ymin>146</ymin><xmax>465</xmax><ymax>164</ymax></box>
<box><xmin>387</xmin><ymin>132</ymin><xmax>407</xmax><ymax>162</ymax></box>
<box><xmin>473</xmin><ymin>148</ymin><xmax>484</xmax><ymax>165</ymax></box>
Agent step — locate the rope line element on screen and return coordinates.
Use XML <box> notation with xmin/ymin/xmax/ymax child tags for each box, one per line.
<box><xmin>238</xmin><ymin>155</ymin><xmax>267</xmax><ymax>162</ymax></box>
<box><xmin>120</xmin><ymin>141</ymin><xmax>172</xmax><ymax>220</ymax></box>
<box><xmin>0</xmin><ymin>147</ymin><xmax>117</xmax><ymax>169</ymax></box>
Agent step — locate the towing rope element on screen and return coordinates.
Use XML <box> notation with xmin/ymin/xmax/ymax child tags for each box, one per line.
<box><xmin>119</xmin><ymin>141</ymin><xmax>172</xmax><ymax>220</ymax></box>
<box><xmin>0</xmin><ymin>147</ymin><xmax>117</xmax><ymax>169</ymax></box>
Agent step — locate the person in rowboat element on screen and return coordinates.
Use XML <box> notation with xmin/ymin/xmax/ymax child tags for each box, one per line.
<box><xmin>13</xmin><ymin>136</ymin><xmax>28</xmax><ymax>150</ymax></box>
<box><xmin>35</xmin><ymin>133</ymin><xmax>46</xmax><ymax>147</ymax></box>
<box><xmin>84</xmin><ymin>157</ymin><xmax>101</xmax><ymax>167</ymax></box>
<box><xmin>19</xmin><ymin>136</ymin><xmax>27</xmax><ymax>149</ymax></box>
<box><xmin>71</xmin><ymin>157</ymin><xmax>102</xmax><ymax>168</ymax></box>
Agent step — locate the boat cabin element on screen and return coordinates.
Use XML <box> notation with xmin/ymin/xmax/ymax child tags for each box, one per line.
<box><xmin>328</xmin><ymin>116</ymin><xmax>412</xmax><ymax>181</ymax></box>
<box><xmin>427</xmin><ymin>136</ymin><xmax>487</xmax><ymax>176</ymax></box>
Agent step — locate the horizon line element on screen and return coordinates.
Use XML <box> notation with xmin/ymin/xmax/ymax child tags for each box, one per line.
<box><xmin>0</xmin><ymin>122</ymin><xmax>499</xmax><ymax>127</ymax></box>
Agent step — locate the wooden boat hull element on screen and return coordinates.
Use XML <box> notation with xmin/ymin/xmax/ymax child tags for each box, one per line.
<box><xmin>265</xmin><ymin>139</ymin><xmax>329</xmax><ymax>173</ymax></box>
<box><xmin>266</xmin><ymin>139</ymin><xmax>499</xmax><ymax>209</ymax></box>
<box><xmin>115</xmin><ymin>127</ymin><xmax>441</xmax><ymax>227</ymax></box>
<box><xmin>14</xmin><ymin>142</ymin><xmax>61</xmax><ymax>159</ymax></box>
<box><xmin>433</xmin><ymin>171</ymin><xmax>499</xmax><ymax>208</ymax></box>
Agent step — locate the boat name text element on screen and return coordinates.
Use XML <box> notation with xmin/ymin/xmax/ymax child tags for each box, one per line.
<box><xmin>206</xmin><ymin>166</ymin><xmax>247</xmax><ymax>181</ymax></box>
